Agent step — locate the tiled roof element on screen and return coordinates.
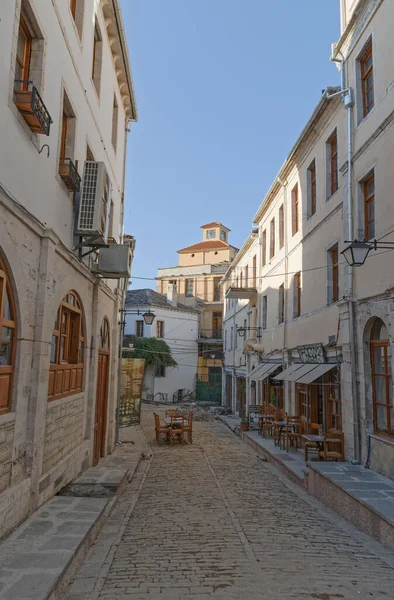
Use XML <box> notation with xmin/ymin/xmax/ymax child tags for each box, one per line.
<box><xmin>125</xmin><ymin>289</ymin><xmax>199</xmax><ymax>313</ymax></box>
<box><xmin>201</xmin><ymin>222</ymin><xmax>230</xmax><ymax>231</ymax></box>
<box><xmin>177</xmin><ymin>240</ymin><xmax>233</xmax><ymax>253</ymax></box>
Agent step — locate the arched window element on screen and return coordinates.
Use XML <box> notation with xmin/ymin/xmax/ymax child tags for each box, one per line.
<box><xmin>370</xmin><ymin>318</ymin><xmax>393</xmax><ymax>435</ymax></box>
<box><xmin>48</xmin><ymin>291</ymin><xmax>84</xmax><ymax>401</ymax></box>
<box><xmin>99</xmin><ymin>318</ymin><xmax>110</xmax><ymax>352</ymax></box>
<box><xmin>0</xmin><ymin>256</ymin><xmax>16</xmax><ymax>414</ymax></box>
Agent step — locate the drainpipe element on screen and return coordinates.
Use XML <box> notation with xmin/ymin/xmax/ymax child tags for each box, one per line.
<box><xmin>115</xmin><ymin>118</ymin><xmax>131</xmax><ymax>445</ymax></box>
<box><xmin>344</xmin><ymin>83</ymin><xmax>361</xmax><ymax>462</ymax></box>
<box><xmin>330</xmin><ymin>58</ymin><xmax>360</xmax><ymax>461</ymax></box>
<box><xmin>277</xmin><ymin>178</ymin><xmax>289</xmax><ymax>408</ymax></box>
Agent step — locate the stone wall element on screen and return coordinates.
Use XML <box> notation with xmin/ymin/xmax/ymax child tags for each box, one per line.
<box><xmin>42</xmin><ymin>395</ymin><xmax>85</xmax><ymax>475</ymax></box>
<box><xmin>0</xmin><ymin>420</ymin><xmax>15</xmax><ymax>493</ymax></box>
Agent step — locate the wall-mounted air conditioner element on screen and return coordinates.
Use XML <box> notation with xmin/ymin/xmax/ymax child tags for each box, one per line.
<box><xmin>96</xmin><ymin>244</ymin><xmax>133</xmax><ymax>278</ymax></box>
<box><xmin>76</xmin><ymin>161</ymin><xmax>111</xmax><ymax>242</ymax></box>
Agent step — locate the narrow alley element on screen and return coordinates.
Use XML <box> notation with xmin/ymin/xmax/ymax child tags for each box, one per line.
<box><xmin>65</xmin><ymin>406</ymin><xmax>394</xmax><ymax>600</ymax></box>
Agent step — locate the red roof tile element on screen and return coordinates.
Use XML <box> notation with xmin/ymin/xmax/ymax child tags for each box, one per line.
<box><xmin>200</xmin><ymin>222</ymin><xmax>230</xmax><ymax>230</ymax></box>
<box><xmin>177</xmin><ymin>240</ymin><xmax>231</xmax><ymax>253</ymax></box>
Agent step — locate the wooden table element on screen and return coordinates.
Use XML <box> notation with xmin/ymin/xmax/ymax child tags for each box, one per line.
<box><xmin>302</xmin><ymin>434</ymin><xmax>338</xmax><ymax>452</ymax></box>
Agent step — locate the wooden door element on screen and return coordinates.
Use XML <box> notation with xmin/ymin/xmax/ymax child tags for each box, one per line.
<box><xmin>93</xmin><ymin>351</ymin><xmax>109</xmax><ymax>466</ymax></box>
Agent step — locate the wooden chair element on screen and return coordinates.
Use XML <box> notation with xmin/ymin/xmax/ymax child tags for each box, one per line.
<box><xmin>304</xmin><ymin>422</ymin><xmax>322</xmax><ymax>462</ymax></box>
<box><xmin>282</xmin><ymin>415</ymin><xmax>301</xmax><ymax>451</ymax></box>
<box><xmin>154</xmin><ymin>413</ymin><xmax>169</xmax><ymax>443</ymax></box>
<box><xmin>318</xmin><ymin>431</ymin><xmax>344</xmax><ymax>462</ymax></box>
<box><xmin>165</xmin><ymin>409</ymin><xmax>178</xmax><ymax>417</ymax></box>
<box><xmin>261</xmin><ymin>405</ymin><xmax>276</xmax><ymax>438</ymax></box>
<box><xmin>183</xmin><ymin>411</ymin><xmax>193</xmax><ymax>443</ymax></box>
<box><xmin>272</xmin><ymin>409</ymin><xmax>285</xmax><ymax>445</ymax></box>
<box><xmin>168</xmin><ymin>415</ymin><xmax>185</xmax><ymax>447</ymax></box>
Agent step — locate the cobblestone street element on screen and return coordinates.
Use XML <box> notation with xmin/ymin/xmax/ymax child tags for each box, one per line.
<box><xmin>66</xmin><ymin>406</ymin><xmax>394</xmax><ymax>600</ymax></box>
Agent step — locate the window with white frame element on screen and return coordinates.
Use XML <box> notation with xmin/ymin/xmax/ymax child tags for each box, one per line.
<box><xmin>262</xmin><ymin>295</ymin><xmax>268</xmax><ymax>330</ymax></box>
<box><xmin>326</xmin><ymin>130</ymin><xmax>338</xmax><ymax>198</ymax></box>
<box><xmin>357</xmin><ymin>37</ymin><xmax>374</xmax><ymax>122</ymax></box>
<box><xmin>185</xmin><ymin>279</ymin><xmax>194</xmax><ymax>297</ymax></box>
<box><xmin>136</xmin><ymin>320</ymin><xmax>144</xmax><ymax>338</ymax></box>
<box><xmin>327</xmin><ymin>244</ymin><xmax>339</xmax><ymax>305</ymax></box>
<box><xmin>307</xmin><ymin>159</ymin><xmax>317</xmax><ymax>218</ymax></box>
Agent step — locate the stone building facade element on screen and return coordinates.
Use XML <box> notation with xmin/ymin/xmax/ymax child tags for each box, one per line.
<box><xmin>0</xmin><ymin>0</ymin><xmax>136</xmax><ymax>537</ymax></box>
<box><xmin>157</xmin><ymin>223</ymin><xmax>238</xmax><ymax>402</ymax></box>
<box><xmin>223</xmin><ymin>0</ymin><xmax>394</xmax><ymax>479</ymax></box>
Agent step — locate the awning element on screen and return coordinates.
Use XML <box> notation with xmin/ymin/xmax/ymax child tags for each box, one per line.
<box><xmin>250</xmin><ymin>363</ymin><xmax>280</xmax><ymax>381</ymax></box>
<box><xmin>272</xmin><ymin>364</ymin><xmax>304</xmax><ymax>381</ymax></box>
<box><xmin>285</xmin><ymin>364</ymin><xmax>319</xmax><ymax>382</ymax></box>
<box><xmin>295</xmin><ymin>363</ymin><xmax>337</xmax><ymax>384</ymax></box>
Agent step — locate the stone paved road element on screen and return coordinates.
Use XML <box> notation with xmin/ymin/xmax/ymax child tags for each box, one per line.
<box><xmin>66</xmin><ymin>405</ymin><xmax>394</xmax><ymax>600</ymax></box>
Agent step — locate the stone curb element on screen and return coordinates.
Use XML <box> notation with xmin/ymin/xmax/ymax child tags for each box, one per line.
<box><xmin>51</xmin><ymin>457</ymin><xmax>142</xmax><ymax>600</ymax></box>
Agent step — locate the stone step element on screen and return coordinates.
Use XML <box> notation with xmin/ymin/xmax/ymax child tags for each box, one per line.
<box><xmin>0</xmin><ymin>495</ymin><xmax>110</xmax><ymax>599</ymax></box>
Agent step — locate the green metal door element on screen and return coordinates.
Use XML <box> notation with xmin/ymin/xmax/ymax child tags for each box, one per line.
<box><xmin>196</xmin><ymin>370</ymin><xmax>222</xmax><ymax>404</ymax></box>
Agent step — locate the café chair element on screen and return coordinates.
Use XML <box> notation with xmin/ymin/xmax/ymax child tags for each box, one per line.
<box><xmin>304</xmin><ymin>422</ymin><xmax>322</xmax><ymax>462</ymax></box>
<box><xmin>168</xmin><ymin>415</ymin><xmax>185</xmax><ymax>447</ymax></box>
<box><xmin>154</xmin><ymin>413</ymin><xmax>169</xmax><ymax>444</ymax></box>
<box><xmin>282</xmin><ymin>415</ymin><xmax>300</xmax><ymax>451</ymax></box>
<box><xmin>318</xmin><ymin>431</ymin><xmax>344</xmax><ymax>462</ymax></box>
<box><xmin>183</xmin><ymin>411</ymin><xmax>194</xmax><ymax>444</ymax></box>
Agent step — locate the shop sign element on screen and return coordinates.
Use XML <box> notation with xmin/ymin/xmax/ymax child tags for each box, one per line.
<box><xmin>119</xmin><ymin>358</ymin><xmax>145</xmax><ymax>426</ymax></box>
<box><xmin>297</xmin><ymin>344</ymin><xmax>326</xmax><ymax>364</ymax></box>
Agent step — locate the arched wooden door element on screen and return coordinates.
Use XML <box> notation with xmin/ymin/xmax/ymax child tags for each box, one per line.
<box><xmin>93</xmin><ymin>318</ymin><xmax>110</xmax><ymax>466</ymax></box>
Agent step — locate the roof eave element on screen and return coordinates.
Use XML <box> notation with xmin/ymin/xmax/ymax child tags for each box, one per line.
<box><xmin>252</xmin><ymin>89</ymin><xmax>341</xmax><ymax>224</ymax></box>
<box><xmin>110</xmin><ymin>0</ymin><xmax>138</xmax><ymax>121</ymax></box>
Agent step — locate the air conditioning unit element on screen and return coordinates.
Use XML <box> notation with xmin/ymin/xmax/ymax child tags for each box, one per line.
<box><xmin>76</xmin><ymin>161</ymin><xmax>111</xmax><ymax>241</ymax></box>
<box><xmin>96</xmin><ymin>244</ymin><xmax>133</xmax><ymax>278</ymax></box>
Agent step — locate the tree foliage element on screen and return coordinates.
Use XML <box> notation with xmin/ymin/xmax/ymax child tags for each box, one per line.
<box><xmin>131</xmin><ymin>337</ymin><xmax>177</xmax><ymax>368</ymax></box>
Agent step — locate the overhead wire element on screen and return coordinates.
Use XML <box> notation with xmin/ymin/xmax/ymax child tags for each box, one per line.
<box><xmin>130</xmin><ymin>247</ymin><xmax>394</xmax><ymax>287</ymax></box>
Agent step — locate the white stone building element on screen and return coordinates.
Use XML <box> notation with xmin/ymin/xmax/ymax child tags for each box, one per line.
<box><xmin>222</xmin><ymin>0</ymin><xmax>394</xmax><ymax>481</ymax></box>
<box><xmin>124</xmin><ymin>288</ymin><xmax>199</xmax><ymax>402</ymax></box>
<box><xmin>0</xmin><ymin>0</ymin><xmax>136</xmax><ymax>537</ymax></box>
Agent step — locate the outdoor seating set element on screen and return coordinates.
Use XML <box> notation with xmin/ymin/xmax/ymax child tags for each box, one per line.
<box><xmin>154</xmin><ymin>409</ymin><xmax>193</xmax><ymax>446</ymax></box>
<box><xmin>254</xmin><ymin>406</ymin><xmax>344</xmax><ymax>462</ymax></box>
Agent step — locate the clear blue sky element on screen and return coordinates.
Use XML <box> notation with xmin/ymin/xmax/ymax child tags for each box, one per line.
<box><xmin>120</xmin><ymin>0</ymin><xmax>340</xmax><ymax>282</ymax></box>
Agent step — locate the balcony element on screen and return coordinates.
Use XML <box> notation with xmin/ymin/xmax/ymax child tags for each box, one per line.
<box><xmin>59</xmin><ymin>158</ymin><xmax>81</xmax><ymax>192</ymax></box>
<box><xmin>198</xmin><ymin>329</ymin><xmax>223</xmax><ymax>344</ymax></box>
<box><xmin>14</xmin><ymin>82</ymin><xmax>52</xmax><ymax>136</ymax></box>
<box><xmin>225</xmin><ymin>285</ymin><xmax>257</xmax><ymax>300</ymax></box>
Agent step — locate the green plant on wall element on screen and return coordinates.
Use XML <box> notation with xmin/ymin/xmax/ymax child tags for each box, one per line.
<box><xmin>270</xmin><ymin>387</ymin><xmax>278</xmax><ymax>408</ymax></box>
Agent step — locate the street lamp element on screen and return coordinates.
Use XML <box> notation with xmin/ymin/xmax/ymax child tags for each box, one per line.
<box><xmin>120</xmin><ymin>309</ymin><xmax>156</xmax><ymax>326</ymax></box>
<box><xmin>341</xmin><ymin>240</ymin><xmax>372</xmax><ymax>267</ymax></box>
<box><xmin>341</xmin><ymin>239</ymin><xmax>394</xmax><ymax>267</ymax></box>
<box><xmin>141</xmin><ymin>311</ymin><xmax>156</xmax><ymax>325</ymax></box>
<box><xmin>236</xmin><ymin>326</ymin><xmax>262</xmax><ymax>339</ymax></box>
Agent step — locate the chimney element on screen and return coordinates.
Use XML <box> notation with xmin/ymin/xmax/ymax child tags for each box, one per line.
<box><xmin>167</xmin><ymin>284</ymin><xmax>178</xmax><ymax>307</ymax></box>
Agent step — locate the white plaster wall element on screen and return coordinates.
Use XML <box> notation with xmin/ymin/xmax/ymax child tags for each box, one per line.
<box><xmin>124</xmin><ymin>304</ymin><xmax>199</xmax><ymax>400</ymax></box>
<box><xmin>0</xmin><ymin>0</ymin><xmax>133</xmax><ymax>537</ymax></box>
<box><xmin>0</xmin><ymin>0</ymin><xmax>128</xmax><ymax>249</ymax></box>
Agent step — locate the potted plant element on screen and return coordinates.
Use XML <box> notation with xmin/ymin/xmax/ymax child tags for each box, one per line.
<box><xmin>239</xmin><ymin>409</ymin><xmax>249</xmax><ymax>431</ymax></box>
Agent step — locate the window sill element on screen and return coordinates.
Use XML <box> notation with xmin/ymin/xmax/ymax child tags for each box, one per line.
<box><xmin>47</xmin><ymin>390</ymin><xmax>84</xmax><ymax>407</ymax></box>
<box><xmin>356</xmin><ymin>104</ymin><xmax>376</xmax><ymax>130</ymax></box>
<box><xmin>370</xmin><ymin>432</ymin><xmax>394</xmax><ymax>447</ymax></box>
<box><xmin>326</xmin><ymin>189</ymin><xmax>340</xmax><ymax>202</ymax></box>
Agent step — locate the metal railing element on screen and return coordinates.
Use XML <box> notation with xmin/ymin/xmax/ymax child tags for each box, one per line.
<box><xmin>198</xmin><ymin>329</ymin><xmax>223</xmax><ymax>340</ymax></box>
<box><xmin>59</xmin><ymin>158</ymin><xmax>81</xmax><ymax>192</ymax></box>
<box><xmin>14</xmin><ymin>81</ymin><xmax>52</xmax><ymax>136</ymax></box>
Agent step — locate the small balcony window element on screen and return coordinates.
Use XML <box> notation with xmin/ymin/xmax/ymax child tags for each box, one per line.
<box><xmin>14</xmin><ymin>10</ymin><xmax>51</xmax><ymax>135</ymax></box>
<box><xmin>58</xmin><ymin>93</ymin><xmax>80</xmax><ymax>192</ymax></box>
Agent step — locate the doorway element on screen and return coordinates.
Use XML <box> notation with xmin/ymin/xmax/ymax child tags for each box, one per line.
<box><xmin>93</xmin><ymin>318</ymin><xmax>110</xmax><ymax>466</ymax></box>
